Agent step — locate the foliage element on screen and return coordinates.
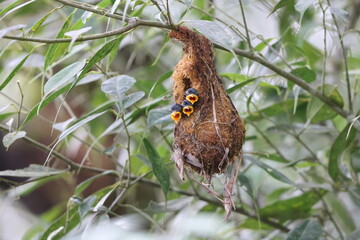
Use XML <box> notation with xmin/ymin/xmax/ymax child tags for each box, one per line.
<box><xmin>0</xmin><ymin>0</ymin><xmax>360</xmax><ymax>239</ymax></box>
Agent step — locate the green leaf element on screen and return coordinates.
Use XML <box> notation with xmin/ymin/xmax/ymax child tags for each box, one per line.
<box><xmin>148</xmin><ymin>71</ymin><xmax>172</xmax><ymax>98</ymax></box>
<box><xmin>143</xmin><ymin>138</ymin><xmax>170</xmax><ymax>197</ymax></box>
<box><xmin>76</xmin><ymin>37</ymin><xmax>123</xmax><ymax>82</ymax></box>
<box><xmin>183</xmin><ymin>20</ymin><xmax>233</xmax><ymax>51</ymax></box>
<box><xmin>237</xmin><ymin>173</ymin><xmax>255</xmax><ymax>199</ymax></box>
<box><xmin>247</xmin><ymin>157</ymin><xmax>295</xmax><ymax>185</ymax></box>
<box><xmin>101</xmin><ymin>75</ymin><xmax>143</xmax><ymax>112</ymax></box>
<box><xmin>29</xmin><ymin>7</ymin><xmax>62</xmax><ymax>35</ymax></box>
<box><xmin>0</xmin><ymin>24</ymin><xmax>26</xmax><ymax>38</ymax></box>
<box><xmin>147</xmin><ymin>106</ymin><xmax>172</xmax><ymax>127</ymax></box>
<box><xmin>39</xmin><ymin>183</ymin><xmax>118</xmax><ymax>240</ymax></box>
<box><xmin>57</xmin><ymin>111</ymin><xmax>107</xmax><ymax>143</ymax></box>
<box><xmin>19</xmin><ymin>84</ymin><xmax>71</xmax><ymax>130</ymax></box>
<box><xmin>259</xmin><ymin>190</ymin><xmax>327</xmax><ymax>221</ymax></box>
<box><xmin>286</xmin><ymin>220</ymin><xmax>323</xmax><ymax>240</ymax></box>
<box><xmin>269</xmin><ymin>0</ymin><xmax>295</xmax><ymax>16</ymax></box>
<box><xmin>307</xmin><ymin>84</ymin><xmax>344</xmax><ymax>123</ymax></box>
<box><xmin>240</xmin><ymin>218</ymin><xmax>273</xmax><ymax>230</ymax></box>
<box><xmin>2</xmin><ymin>131</ymin><xmax>26</xmax><ymax>148</ymax></box>
<box><xmin>254</xmin><ymin>38</ymin><xmax>275</xmax><ymax>52</ymax></box>
<box><xmin>44</xmin><ymin>11</ymin><xmax>75</xmax><ymax>70</ymax></box>
<box><xmin>123</xmin><ymin>91</ymin><xmax>145</xmax><ymax>109</ymax></box>
<box><xmin>44</xmin><ymin>60</ymin><xmax>86</xmax><ymax>97</ymax></box>
<box><xmin>0</xmin><ymin>164</ymin><xmax>65</xmax><ymax>178</ymax></box>
<box><xmin>78</xmin><ymin>196</ymin><xmax>96</xmax><ymax>218</ymax></box>
<box><xmin>220</xmin><ymin>73</ymin><xmax>252</xmax><ymax>83</ymax></box>
<box><xmin>328</xmin><ymin>124</ymin><xmax>357</xmax><ymax>181</ymax></box>
<box><xmin>289</xmin><ymin>67</ymin><xmax>316</xmax><ymax>89</ymax></box>
<box><xmin>246</xmin><ymin>98</ymin><xmax>309</xmax><ymax>121</ymax></box>
<box><xmin>75</xmin><ymin>170</ymin><xmax>118</xmax><ymax>195</ymax></box>
<box><xmin>145</xmin><ymin>197</ymin><xmax>193</xmax><ymax>213</ymax></box>
<box><xmin>0</xmin><ymin>0</ymin><xmax>23</xmax><ymax>17</ymax></box>
<box><xmin>101</xmin><ymin>75</ymin><xmax>136</xmax><ymax>99</ymax></box>
<box><xmin>0</xmin><ymin>50</ymin><xmax>33</xmax><ymax>91</ymax></box>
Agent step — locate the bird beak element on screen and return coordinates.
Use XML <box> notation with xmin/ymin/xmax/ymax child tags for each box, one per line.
<box><xmin>186</xmin><ymin>94</ymin><xmax>199</xmax><ymax>104</ymax></box>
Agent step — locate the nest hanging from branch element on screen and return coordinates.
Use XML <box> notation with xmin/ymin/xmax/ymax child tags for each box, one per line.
<box><xmin>169</xmin><ymin>26</ymin><xmax>246</xmax><ymax>180</ymax></box>
<box><xmin>169</xmin><ymin>26</ymin><xmax>246</xmax><ymax>218</ymax></box>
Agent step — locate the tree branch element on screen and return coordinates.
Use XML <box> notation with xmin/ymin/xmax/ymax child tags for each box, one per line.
<box><xmin>3</xmin><ymin>18</ymin><xmax>172</xmax><ymax>43</ymax></box>
<box><xmin>215</xmin><ymin>45</ymin><xmax>359</xmax><ymax>130</ymax></box>
<box><xmin>0</xmin><ymin>124</ymin><xmax>289</xmax><ymax>232</ymax></box>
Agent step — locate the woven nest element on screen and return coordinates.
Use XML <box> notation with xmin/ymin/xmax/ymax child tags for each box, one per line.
<box><xmin>169</xmin><ymin>26</ymin><xmax>246</xmax><ymax>182</ymax></box>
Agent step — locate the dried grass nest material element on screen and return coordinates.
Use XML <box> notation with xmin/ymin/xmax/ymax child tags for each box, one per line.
<box><xmin>169</xmin><ymin>26</ymin><xmax>246</xmax><ymax>182</ymax></box>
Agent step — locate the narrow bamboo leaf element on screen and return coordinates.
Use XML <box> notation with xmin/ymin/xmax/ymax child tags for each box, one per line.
<box><xmin>75</xmin><ymin>170</ymin><xmax>118</xmax><ymax>195</ymax></box>
<box><xmin>0</xmin><ymin>50</ymin><xmax>33</xmax><ymax>91</ymax></box>
<box><xmin>329</xmin><ymin>124</ymin><xmax>357</xmax><ymax>181</ymax></box>
<box><xmin>93</xmin><ymin>182</ymin><xmax>120</xmax><ymax>212</ymax></box>
<box><xmin>183</xmin><ymin>20</ymin><xmax>233</xmax><ymax>51</ymax></box>
<box><xmin>3</xmin><ymin>131</ymin><xmax>26</xmax><ymax>148</ymax></box>
<box><xmin>40</xmin><ymin>183</ymin><xmax>117</xmax><ymax>240</ymax></box>
<box><xmin>0</xmin><ymin>0</ymin><xmax>35</xmax><ymax>21</ymax></box>
<box><xmin>240</xmin><ymin>218</ymin><xmax>273</xmax><ymax>230</ymax></box>
<box><xmin>289</xmin><ymin>67</ymin><xmax>316</xmax><ymax>89</ymax></box>
<box><xmin>220</xmin><ymin>73</ymin><xmax>252</xmax><ymax>82</ymax></box>
<box><xmin>145</xmin><ymin>197</ymin><xmax>193</xmax><ymax>213</ymax></box>
<box><xmin>77</xmin><ymin>73</ymin><xmax>103</xmax><ymax>86</ymax></box>
<box><xmin>58</xmin><ymin>111</ymin><xmax>107</xmax><ymax>142</ymax></box>
<box><xmin>247</xmin><ymin>157</ymin><xmax>294</xmax><ymax>185</ymax></box>
<box><xmin>76</xmin><ymin>37</ymin><xmax>122</xmax><ymax>82</ymax></box>
<box><xmin>0</xmin><ymin>0</ymin><xmax>23</xmax><ymax>16</ymax></box>
<box><xmin>19</xmin><ymin>84</ymin><xmax>71</xmax><ymax>130</ymax></box>
<box><xmin>286</xmin><ymin>220</ymin><xmax>323</xmax><ymax>240</ymax></box>
<box><xmin>0</xmin><ymin>164</ymin><xmax>65</xmax><ymax>178</ymax></box>
<box><xmin>269</xmin><ymin>0</ymin><xmax>294</xmax><ymax>16</ymax></box>
<box><xmin>307</xmin><ymin>85</ymin><xmax>343</xmax><ymax>123</ymax></box>
<box><xmin>29</xmin><ymin>7</ymin><xmax>62</xmax><ymax>35</ymax></box>
<box><xmin>44</xmin><ymin>11</ymin><xmax>75</xmax><ymax>70</ymax></box>
<box><xmin>237</xmin><ymin>173</ymin><xmax>255</xmax><ymax>199</ymax></box>
<box><xmin>246</xmin><ymin>98</ymin><xmax>309</xmax><ymax>121</ymax></box>
<box><xmin>44</xmin><ymin>60</ymin><xmax>86</xmax><ymax>97</ymax></box>
<box><xmin>64</xmin><ymin>27</ymin><xmax>92</xmax><ymax>49</ymax></box>
<box><xmin>0</xmin><ymin>112</ymin><xmax>16</xmax><ymax>121</ymax></box>
<box><xmin>148</xmin><ymin>71</ymin><xmax>172</xmax><ymax>98</ymax></box>
<box><xmin>254</xmin><ymin>38</ymin><xmax>274</xmax><ymax>52</ymax></box>
<box><xmin>143</xmin><ymin>138</ymin><xmax>170</xmax><ymax>197</ymax></box>
<box><xmin>0</xmin><ymin>24</ymin><xmax>26</xmax><ymax>38</ymax></box>
<box><xmin>259</xmin><ymin>190</ymin><xmax>327</xmax><ymax>221</ymax></box>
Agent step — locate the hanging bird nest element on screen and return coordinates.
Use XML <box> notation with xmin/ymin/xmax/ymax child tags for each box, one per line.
<box><xmin>169</xmin><ymin>26</ymin><xmax>246</xmax><ymax>184</ymax></box>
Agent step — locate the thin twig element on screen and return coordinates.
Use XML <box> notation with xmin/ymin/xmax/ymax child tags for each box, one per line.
<box><xmin>238</xmin><ymin>0</ymin><xmax>252</xmax><ymax>50</ymax></box>
<box><xmin>319</xmin><ymin>1</ymin><xmax>328</xmax><ymax>92</ymax></box>
<box><xmin>326</xmin><ymin>0</ymin><xmax>352</xmax><ymax>112</ymax></box>
<box><xmin>3</xmin><ymin>18</ymin><xmax>171</xmax><ymax>43</ymax></box>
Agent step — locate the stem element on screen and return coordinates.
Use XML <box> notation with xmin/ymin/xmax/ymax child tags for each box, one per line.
<box><xmin>3</xmin><ymin>18</ymin><xmax>171</xmax><ymax>43</ymax></box>
<box><xmin>238</xmin><ymin>0</ymin><xmax>252</xmax><ymax>50</ymax></box>
<box><xmin>326</xmin><ymin>0</ymin><xmax>352</xmax><ymax>112</ymax></box>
